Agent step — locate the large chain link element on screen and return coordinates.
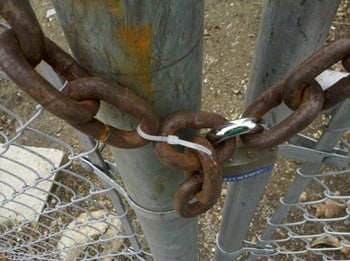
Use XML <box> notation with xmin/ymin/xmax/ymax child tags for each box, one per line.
<box><xmin>0</xmin><ymin>30</ymin><xmax>99</xmax><ymax>124</ymax></box>
<box><xmin>0</xmin><ymin>1</ymin><xmax>44</xmax><ymax>65</ymax></box>
<box><xmin>241</xmin><ymin>80</ymin><xmax>324</xmax><ymax>148</ymax></box>
<box><xmin>154</xmin><ymin>111</ymin><xmax>236</xmax><ymax>171</ymax></box>
<box><xmin>283</xmin><ymin>39</ymin><xmax>350</xmax><ymax>110</ymax></box>
<box><xmin>64</xmin><ymin>77</ymin><xmax>159</xmax><ymax>148</ymax></box>
<box><xmin>175</xmin><ymin>137</ymin><xmax>221</xmax><ymax>218</ymax></box>
<box><xmin>1</xmin><ymin>1</ymin><xmax>350</xmax><ymax>218</ymax></box>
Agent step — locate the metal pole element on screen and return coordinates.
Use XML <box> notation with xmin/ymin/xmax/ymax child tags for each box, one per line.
<box><xmin>245</xmin><ymin>0</ymin><xmax>340</xmax><ymax>124</ymax></box>
<box><xmin>214</xmin><ymin>1</ymin><xmax>340</xmax><ymax>260</ymax></box>
<box><xmin>52</xmin><ymin>1</ymin><xmax>204</xmax><ymax>260</ymax></box>
<box><xmin>37</xmin><ymin>62</ymin><xmax>142</xmax><ymax>253</ymax></box>
<box><xmin>255</xmin><ymin>100</ymin><xmax>350</xmax><ymax>254</ymax></box>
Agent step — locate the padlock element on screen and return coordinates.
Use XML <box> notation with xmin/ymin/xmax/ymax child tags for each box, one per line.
<box><xmin>206</xmin><ymin>117</ymin><xmax>266</xmax><ymax>146</ymax></box>
<box><xmin>221</xmin><ymin>139</ymin><xmax>277</xmax><ymax>182</ymax></box>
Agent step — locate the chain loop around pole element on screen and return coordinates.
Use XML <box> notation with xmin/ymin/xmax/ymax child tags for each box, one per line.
<box><xmin>3</xmin><ymin>0</ymin><xmax>350</xmax><ymax>217</ymax></box>
<box><xmin>154</xmin><ymin>111</ymin><xmax>236</xmax><ymax>171</ymax></box>
<box><xmin>64</xmin><ymin>77</ymin><xmax>160</xmax><ymax>148</ymax></box>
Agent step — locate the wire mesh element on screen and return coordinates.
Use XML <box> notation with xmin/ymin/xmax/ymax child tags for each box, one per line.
<box><xmin>2</xmin><ymin>69</ymin><xmax>350</xmax><ymax>261</ymax></box>
<box><xmin>0</xmin><ymin>79</ymin><xmax>151</xmax><ymax>260</ymax></box>
<box><xmin>227</xmin><ymin>107</ymin><xmax>350</xmax><ymax>260</ymax></box>
<box><xmin>2</xmin><ymin>74</ymin><xmax>350</xmax><ymax>261</ymax></box>
<box><xmin>1</xmin><ymin>28</ymin><xmax>350</xmax><ymax>261</ymax></box>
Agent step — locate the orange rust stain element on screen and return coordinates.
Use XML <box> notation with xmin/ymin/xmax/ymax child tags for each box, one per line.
<box><xmin>117</xmin><ymin>24</ymin><xmax>154</xmax><ymax>101</ymax></box>
<box><xmin>77</xmin><ymin>0</ymin><xmax>122</xmax><ymax>17</ymax></box>
<box><xmin>97</xmin><ymin>124</ymin><xmax>110</xmax><ymax>142</ymax></box>
<box><xmin>102</xmin><ymin>0</ymin><xmax>123</xmax><ymax>17</ymax></box>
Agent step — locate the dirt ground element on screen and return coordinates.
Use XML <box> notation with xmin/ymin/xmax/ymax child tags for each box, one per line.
<box><xmin>1</xmin><ymin>0</ymin><xmax>350</xmax><ymax>260</ymax></box>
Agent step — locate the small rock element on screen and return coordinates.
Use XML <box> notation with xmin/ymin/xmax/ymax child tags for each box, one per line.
<box><xmin>221</xmin><ymin>187</ymin><xmax>227</xmax><ymax>196</ymax></box>
<box><xmin>299</xmin><ymin>191</ymin><xmax>308</xmax><ymax>202</ymax></box>
<box><xmin>284</xmin><ymin>167</ymin><xmax>295</xmax><ymax>176</ymax></box>
<box><xmin>46</xmin><ymin>8</ymin><xmax>56</xmax><ymax>20</ymax></box>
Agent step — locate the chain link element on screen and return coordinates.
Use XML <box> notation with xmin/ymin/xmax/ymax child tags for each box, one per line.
<box><xmin>283</xmin><ymin>39</ymin><xmax>350</xmax><ymax>110</ymax></box>
<box><xmin>1</xmin><ymin>1</ymin><xmax>350</xmax><ymax>218</ymax></box>
<box><xmin>154</xmin><ymin>111</ymin><xmax>236</xmax><ymax>171</ymax></box>
<box><xmin>0</xmin><ymin>1</ymin><xmax>45</xmax><ymax>65</ymax></box>
<box><xmin>64</xmin><ymin>77</ymin><xmax>159</xmax><ymax>148</ymax></box>
<box><xmin>241</xmin><ymin>80</ymin><xmax>324</xmax><ymax>148</ymax></box>
<box><xmin>0</xmin><ymin>30</ymin><xmax>99</xmax><ymax>124</ymax></box>
<box><xmin>184</xmin><ymin>137</ymin><xmax>221</xmax><ymax>205</ymax></box>
<box><xmin>174</xmin><ymin>136</ymin><xmax>221</xmax><ymax>217</ymax></box>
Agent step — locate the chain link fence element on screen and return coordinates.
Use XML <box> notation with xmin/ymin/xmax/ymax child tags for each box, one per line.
<box><xmin>1</xmin><ymin>2</ymin><xmax>350</xmax><ymax>261</ymax></box>
<box><xmin>227</xmin><ymin>78</ymin><xmax>350</xmax><ymax>260</ymax></box>
<box><xmin>0</xmin><ymin>68</ymin><xmax>151</xmax><ymax>260</ymax></box>
<box><xmin>1</xmin><ymin>71</ymin><xmax>350</xmax><ymax>261</ymax></box>
<box><xmin>205</xmin><ymin>85</ymin><xmax>350</xmax><ymax>260</ymax></box>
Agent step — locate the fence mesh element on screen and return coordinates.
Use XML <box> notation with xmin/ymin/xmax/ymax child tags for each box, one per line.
<box><xmin>0</xmin><ymin>77</ymin><xmax>151</xmax><ymax>260</ymax></box>
<box><xmin>231</xmin><ymin>101</ymin><xmax>350</xmax><ymax>260</ymax></box>
<box><xmin>2</xmin><ymin>72</ymin><xmax>349</xmax><ymax>261</ymax></box>
<box><xmin>1</xmin><ymin>2</ymin><xmax>350</xmax><ymax>260</ymax></box>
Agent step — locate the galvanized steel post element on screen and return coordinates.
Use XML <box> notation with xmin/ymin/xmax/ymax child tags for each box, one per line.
<box><xmin>52</xmin><ymin>1</ymin><xmax>204</xmax><ymax>260</ymax></box>
<box><xmin>214</xmin><ymin>1</ymin><xmax>340</xmax><ymax>260</ymax></box>
<box><xmin>245</xmin><ymin>0</ymin><xmax>340</xmax><ymax>124</ymax></box>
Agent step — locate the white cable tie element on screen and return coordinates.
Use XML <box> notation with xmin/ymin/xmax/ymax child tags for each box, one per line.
<box><xmin>137</xmin><ymin>124</ymin><xmax>212</xmax><ymax>155</ymax></box>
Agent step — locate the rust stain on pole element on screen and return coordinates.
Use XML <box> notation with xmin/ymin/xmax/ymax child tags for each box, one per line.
<box><xmin>103</xmin><ymin>0</ymin><xmax>122</xmax><ymax>16</ymax></box>
<box><xmin>78</xmin><ymin>0</ymin><xmax>123</xmax><ymax>17</ymax></box>
<box><xmin>117</xmin><ymin>24</ymin><xmax>154</xmax><ymax>102</ymax></box>
<box><xmin>52</xmin><ymin>1</ymin><xmax>203</xmax><ymax>258</ymax></box>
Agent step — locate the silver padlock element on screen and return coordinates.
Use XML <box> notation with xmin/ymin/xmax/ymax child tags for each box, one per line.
<box><xmin>221</xmin><ymin>139</ymin><xmax>277</xmax><ymax>182</ymax></box>
<box><xmin>206</xmin><ymin>117</ymin><xmax>266</xmax><ymax>146</ymax></box>
<box><xmin>206</xmin><ymin>117</ymin><xmax>276</xmax><ymax>181</ymax></box>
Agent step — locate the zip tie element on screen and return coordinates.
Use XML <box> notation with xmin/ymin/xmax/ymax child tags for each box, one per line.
<box><xmin>136</xmin><ymin>124</ymin><xmax>212</xmax><ymax>155</ymax></box>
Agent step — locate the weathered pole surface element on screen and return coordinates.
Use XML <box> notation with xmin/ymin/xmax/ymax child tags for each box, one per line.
<box><xmin>52</xmin><ymin>1</ymin><xmax>204</xmax><ymax>260</ymax></box>
<box><xmin>214</xmin><ymin>1</ymin><xmax>340</xmax><ymax>260</ymax></box>
<box><xmin>245</xmin><ymin>0</ymin><xmax>341</xmax><ymax>123</ymax></box>
<box><xmin>38</xmin><ymin>61</ymin><xmax>142</xmax><ymax>252</ymax></box>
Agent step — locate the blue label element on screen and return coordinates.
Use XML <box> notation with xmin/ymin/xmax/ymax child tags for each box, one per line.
<box><xmin>222</xmin><ymin>165</ymin><xmax>274</xmax><ymax>182</ymax></box>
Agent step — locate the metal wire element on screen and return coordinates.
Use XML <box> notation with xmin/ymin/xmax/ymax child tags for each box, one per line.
<box><xmin>229</xmin><ymin>102</ymin><xmax>350</xmax><ymax>260</ymax></box>
<box><xmin>0</xmin><ymin>83</ymin><xmax>151</xmax><ymax>260</ymax></box>
<box><xmin>2</xmin><ymin>65</ymin><xmax>350</xmax><ymax>260</ymax></box>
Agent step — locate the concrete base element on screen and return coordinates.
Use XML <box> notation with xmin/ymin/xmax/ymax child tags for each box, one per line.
<box><xmin>0</xmin><ymin>144</ymin><xmax>64</xmax><ymax>223</ymax></box>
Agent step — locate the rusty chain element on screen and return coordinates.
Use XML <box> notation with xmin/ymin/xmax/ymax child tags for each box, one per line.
<box><xmin>283</xmin><ymin>39</ymin><xmax>350</xmax><ymax>111</ymax></box>
<box><xmin>1</xmin><ymin>1</ymin><xmax>350</xmax><ymax>218</ymax></box>
<box><xmin>241</xmin><ymin>80</ymin><xmax>324</xmax><ymax>148</ymax></box>
<box><xmin>154</xmin><ymin>111</ymin><xmax>236</xmax><ymax>171</ymax></box>
<box><xmin>64</xmin><ymin>77</ymin><xmax>159</xmax><ymax>148</ymax></box>
<box><xmin>0</xmin><ymin>0</ymin><xmax>44</xmax><ymax>66</ymax></box>
<box><xmin>174</xmin><ymin>136</ymin><xmax>222</xmax><ymax>218</ymax></box>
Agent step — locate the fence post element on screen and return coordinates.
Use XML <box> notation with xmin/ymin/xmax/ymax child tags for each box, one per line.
<box><xmin>214</xmin><ymin>1</ymin><xmax>340</xmax><ymax>260</ymax></box>
<box><xmin>51</xmin><ymin>1</ymin><xmax>204</xmax><ymax>260</ymax></box>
